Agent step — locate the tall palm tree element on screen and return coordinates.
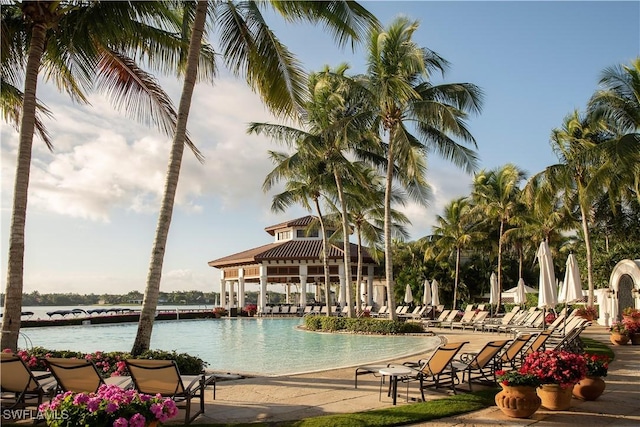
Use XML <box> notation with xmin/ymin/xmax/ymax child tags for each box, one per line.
<box><xmin>588</xmin><ymin>58</ymin><xmax>640</xmax><ymax>204</ymax></box>
<box><xmin>361</xmin><ymin>17</ymin><xmax>483</xmax><ymax>320</ymax></box>
<box><xmin>132</xmin><ymin>1</ymin><xmax>379</xmax><ymax>353</ymax></box>
<box><xmin>249</xmin><ymin>64</ymin><xmax>378</xmax><ymax>317</ymax></box>
<box><xmin>471</xmin><ymin>164</ymin><xmax>525</xmax><ymax>312</ymax></box>
<box><xmin>425</xmin><ymin>197</ymin><xmax>483</xmax><ymax>311</ymax></box>
<box><xmin>264</xmin><ymin>150</ymin><xmax>336</xmax><ymax>315</ymax></box>
<box><xmin>1</xmin><ymin>1</ymin><xmax>201</xmax><ymax>352</ymax></box>
<box><xmin>528</xmin><ymin>111</ymin><xmax>611</xmax><ymax>307</ymax></box>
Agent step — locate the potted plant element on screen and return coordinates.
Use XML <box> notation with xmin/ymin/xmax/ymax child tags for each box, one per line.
<box><xmin>575</xmin><ymin>306</ymin><xmax>598</xmax><ymax>321</ymax></box>
<box><xmin>520</xmin><ymin>349</ymin><xmax>587</xmax><ymax>410</ymax></box>
<box><xmin>609</xmin><ymin>321</ymin><xmax>630</xmax><ymax>345</ymax></box>
<box><xmin>494</xmin><ymin>369</ymin><xmax>542</xmax><ymax>418</ymax></box>
<box><xmin>39</xmin><ymin>384</ymin><xmax>178</xmax><ymax>427</ymax></box>
<box><xmin>622</xmin><ymin>307</ymin><xmax>640</xmax><ymax>323</ymax></box>
<box><xmin>623</xmin><ymin>318</ymin><xmax>640</xmax><ymax>345</ymax></box>
<box><xmin>573</xmin><ymin>354</ymin><xmax>610</xmax><ymax>401</ymax></box>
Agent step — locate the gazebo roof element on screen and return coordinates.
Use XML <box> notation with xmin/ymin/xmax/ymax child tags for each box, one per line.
<box><xmin>208</xmin><ymin>239</ymin><xmax>374</xmax><ymax>269</ymax></box>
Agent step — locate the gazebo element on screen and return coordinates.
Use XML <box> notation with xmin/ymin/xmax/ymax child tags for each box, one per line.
<box><xmin>208</xmin><ymin>216</ymin><xmax>379</xmax><ymax>313</ymax></box>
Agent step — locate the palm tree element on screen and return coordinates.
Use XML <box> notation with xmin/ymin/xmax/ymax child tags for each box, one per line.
<box><xmin>588</xmin><ymin>58</ymin><xmax>640</xmax><ymax>204</ymax></box>
<box><xmin>264</xmin><ymin>150</ymin><xmax>336</xmax><ymax>314</ymax></box>
<box><xmin>471</xmin><ymin>164</ymin><xmax>525</xmax><ymax>312</ymax></box>
<box><xmin>528</xmin><ymin>111</ymin><xmax>611</xmax><ymax>307</ymax></box>
<box><xmin>132</xmin><ymin>1</ymin><xmax>379</xmax><ymax>354</ymax></box>
<box><xmin>361</xmin><ymin>17</ymin><xmax>483</xmax><ymax>319</ymax></box>
<box><xmin>1</xmin><ymin>1</ymin><xmax>200</xmax><ymax>352</ymax></box>
<box><xmin>425</xmin><ymin>197</ymin><xmax>483</xmax><ymax>311</ymax></box>
<box><xmin>249</xmin><ymin>64</ymin><xmax>378</xmax><ymax>317</ymax></box>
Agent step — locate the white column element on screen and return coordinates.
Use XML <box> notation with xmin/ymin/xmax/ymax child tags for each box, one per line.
<box><xmin>219</xmin><ymin>273</ymin><xmax>226</xmax><ymax>308</ymax></box>
<box><xmin>229</xmin><ymin>281</ymin><xmax>236</xmax><ymax>308</ymax></box>
<box><xmin>238</xmin><ymin>268</ymin><xmax>245</xmax><ymax>308</ymax></box>
<box><xmin>338</xmin><ymin>263</ymin><xmax>346</xmax><ymax>306</ymax></box>
<box><xmin>285</xmin><ymin>283</ymin><xmax>291</xmax><ymax>304</ymax></box>
<box><xmin>300</xmin><ymin>273</ymin><xmax>308</xmax><ymax>307</ymax></box>
<box><xmin>367</xmin><ymin>266</ymin><xmax>374</xmax><ymax>306</ymax></box>
<box><xmin>259</xmin><ymin>275</ymin><xmax>267</xmax><ymax>313</ymax></box>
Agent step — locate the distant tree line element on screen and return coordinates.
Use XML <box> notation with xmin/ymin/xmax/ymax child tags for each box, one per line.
<box><xmin>3</xmin><ymin>290</ymin><xmax>309</xmax><ymax>307</ymax></box>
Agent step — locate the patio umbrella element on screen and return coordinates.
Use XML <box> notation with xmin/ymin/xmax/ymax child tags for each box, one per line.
<box><xmin>404</xmin><ymin>284</ymin><xmax>413</xmax><ymax>305</ymax></box>
<box><xmin>431</xmin><ymin>279</ymin><xmax>440</xmax><ymax>320</ymax></box>
<box><xmin>561</xmin><ymin>253</ymin><xmax>583</xmax><ymax>331</ymax></box>
<box><xmin>489</xmin><ymin>272</ymin><xmax>500</xmax><ymax>316</ymax></box>
<box><xmin>423</xmin><ymin>279</ymin><xmax>432</xmax><ymax>306</ymax></box>
<box><xmin>536</xmin><ymin>240</ymin><xmax>557</xmax><ymax>329</ymax></box>
<box><xmin>431</xmin><ymin>280</ymin><xmax>440</xmax><ymax>307</ymax></box>
<box><xmin>514</xmin><ymin>278</ymin><xmax>527</xmax><ymax>306</ymax></box>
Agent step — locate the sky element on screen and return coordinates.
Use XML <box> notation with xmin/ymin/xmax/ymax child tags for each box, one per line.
<box><xmin>1</xmin><ymin>1</ymin><xmax>639</xmax><ymax>296</ymax></box>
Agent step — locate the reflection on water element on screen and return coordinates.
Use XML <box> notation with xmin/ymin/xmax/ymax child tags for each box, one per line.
<box><xmin>19</xmin><ymin>317</ymin><xmax>440</xmax><ymax>376</ymax></box>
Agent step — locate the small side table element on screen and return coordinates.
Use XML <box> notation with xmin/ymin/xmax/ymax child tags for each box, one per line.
<box><xmin>378</xmin><ymin>366</ymin><xmax>412</xmax><ymax>405</ymax></box>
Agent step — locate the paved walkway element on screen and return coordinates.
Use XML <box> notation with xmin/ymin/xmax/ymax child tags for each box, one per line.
<box><xmin>186</xmin><ymin>324</ymin><xmax>640</xmax><ymax>426</ymax></box>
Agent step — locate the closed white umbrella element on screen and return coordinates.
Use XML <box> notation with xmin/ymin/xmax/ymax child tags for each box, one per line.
<box><xmin>536</xmin><ymin>241</ymin><xmax>557</xmax><ymax>329</ymax></box>
<box><xmin>423</xmin><ymin>279</ymin><xmax>432</xmax><ymax>306</ymax></box>
<box><xmin>489</xmin><ymin>272</ymin><xmax>499</xmax><ymax>316</ymax></box>
<box><xmin>431</xmin><ymin>280</ymin><xmax>440</xmax><ymax>307</ymax></box>
<box><xmin>514</xmin><ymin>278</ymin><xmax>527</xmax><ymax>305</ymax></box>
<box><xmin>557</xmin><ymin>280</ymin><xmax>567</xmax><ymax>303</ymax></box>
<box><xmin>404</xmin><ymin>284</ymin><xmax>413</xmax><ymax>304</ymax></box>
<box><xmin>489</xmin><ymin>273</ymin><xmax>500</xmax><ymax>305</ymax></box>
<box><xmin>563</xmin><ymin>254</ymin><xmax>583</xmax><ymax>304</ymax></box>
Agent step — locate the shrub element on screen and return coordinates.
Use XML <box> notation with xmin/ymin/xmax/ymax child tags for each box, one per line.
<box><xmin>302</xmin><ymin>316</ymin><xmax>425</xmax><ymax>335</ymax></box>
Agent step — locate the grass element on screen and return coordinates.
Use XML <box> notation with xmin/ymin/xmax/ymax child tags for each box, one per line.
<box><xmin>581</xmin><ymin>336</ymin><xmax>615</xmax><ymax>361</ymax></box>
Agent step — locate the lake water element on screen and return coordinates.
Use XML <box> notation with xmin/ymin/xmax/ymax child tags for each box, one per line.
<box><xmin>15</xmin><ymin>307</ymin><xmax>440</xmax><ymax>376</ymax></box>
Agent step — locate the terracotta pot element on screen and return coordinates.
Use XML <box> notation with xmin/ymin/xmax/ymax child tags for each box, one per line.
<box><xmin>610</xmin><ymin>332</ymin><xmax>629</xmax><ymax>345</ymax></box>
<box><xmin>631</xmin><ymin>333</ymin><xmax>640</xmax><ymax>345</ymax></box>
<box><xmin>537</xmin><ymin>384</ymin><xmax>574</xmax><ymax>411</ymax></box>
<box><xmin>573</xmin><ymin>376</ymin><xmax>606</xmax><ymax>401</ymax></box>
<box><xmin>495</xmin><ymin>384</ymin><xmax>541</xmax><ymax>418</ymax></box>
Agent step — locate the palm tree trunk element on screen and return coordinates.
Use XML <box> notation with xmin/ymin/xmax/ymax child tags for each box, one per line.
<box><xmin>314</xmin><ymin>198</ymin><xmax>332</xmax><ymax>316</ymax></box>
<box><xmin>356</xmin><ymin>224</ymin><xmax>364</xmax><ymax>312</ymax></box>
<box><xmin>384</xmin><ymin>140</ymin><xmax>397</xmax><ymax>321</ymax></box>
<box><xmin>453</xmin><ymin>247</ymin><xmax>461</xmax><ymax>311</ymax></box>
<box><xmin>1</xmin><ymin>23</ymin><xmax>47</xmax><ymax>352</ymax></box>
<box><xmin>496</xmin><ymin>219</ymin><xmax>504</xmax><ymax>314</ymax></box>
<box><xmin>334</xmin><ymin>172</ymin><xmax>354</xmax><ymax>317</ymax></box>
<box><xmin>580</xmin><ymin>204</ymin><xmax>595</xmax><ymax>307</ymax></box>
<box><xmin>131</xmin><ymin>0</ymin><xmax>207</xmax><ymax>356</ymax></box>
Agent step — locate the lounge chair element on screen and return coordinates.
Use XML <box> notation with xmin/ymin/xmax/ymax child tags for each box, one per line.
<box><xmin>452</xmin><ymin>311</ymin><xmax>488</xmax><ymax>330</ymax></box>
<box><xmin>372</xmin><ymin>306</ymin><xmax>388</xmax><ymax>318</ymax></box>
<box><xmin>481</xmin><ymin>309</ymin><xmax>521</xmax><ymax>333</ymax></box>
<box><xmin>442</xmin><ymin>310</ymin><xmax>474</xmax><ymax>329</ymax></box>
<box><xmin>1</xmin><ymin>352</ymin><xmax>57</xmax><ymax>411</ymax></box>
<box><xmin>398</xmin><ymin>341</ymin><xmax>469</xmax><ymax>400</ymax></box>
<box><xmin>497</xmin><ymin>333</ymin><xmax>533</xmax><ymax>369</ymax></box>
<box><xmin>423</xmin><ymin>309</ymin><xmax>451</xmax><ymax>327</ymax></box>
<box><xmin>522</xmin><ymin>330</ymin><xmax>553</xmax><ymax>356</ymax></box>
<box><xmin>452</xmin><ymin>339</ymin><xmax>510</xmax><ymax>391</ymax></box>
<box><xmin>44</xmin><ymin>357</ymin><xmax>132</xmax><ymax>394</ymax></box>
<box><xmin>125</xmin><ymin>359</ymin><xmax>216</xmax><ymax>424</ymax></box>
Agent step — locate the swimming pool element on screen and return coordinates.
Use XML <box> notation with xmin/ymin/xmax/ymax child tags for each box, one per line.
<box><xmin>19</xmin><ymin>317</ymin><xmax>440</xmax><ymax>376</ymax></box>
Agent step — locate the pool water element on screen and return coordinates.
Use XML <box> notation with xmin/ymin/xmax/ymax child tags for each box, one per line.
<box><xmin>19</xmin><ymin>317</ymin><xmax>440</xmax><ymax>376</ymax></box>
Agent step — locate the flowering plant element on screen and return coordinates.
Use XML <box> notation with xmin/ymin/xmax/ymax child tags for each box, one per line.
<box><xmin>622</xmin><ymin>307</ymin><xmax>640</xmax><ymax>319</ymax></box>
<box><xmin>623</xmin><ymin>318</ymin><xmax>640</xmax><ymax>334</ymax></box>
<box><xmin>39</xmin><ymin>384</ymin><xmax>178</xmax><ymax>427</ymax></box>
<box><xmin>609</xmin><ymin>321</ymin><xmax>629</xmax><ymax>335</ymax></box>
<box><xmin>520</xmin><ymin>350</ymin><xmax>586</xmax><ymax>389</ymax></box>
<box><xmin>583</xmin><ymin>354</ymin><xmax>610</xmax><ymax>377</ymax></box>
<box><xmin>544</xmin><ymin>313</ymin><xmax>556</xmax><ymax>324</ymax></box>
<box><xmin>495</xmin><ymin>369</ymin><xmax>541</xmax><ymax>387</ymax></box>
<box><xmin>575</xmin><ymin>306</ymin><xmax>598</xmax><ymax>320</ymax></box>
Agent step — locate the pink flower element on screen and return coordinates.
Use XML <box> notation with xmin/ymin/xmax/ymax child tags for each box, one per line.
<box><xmin>113</xmin><ymin>417</ymin><xmax>129</xmax><ymax>427</ymax></box>
<box><xmin>129</xmin><ymin>413</ymin><xmax>146</xmax><ymax>427</ymax></box>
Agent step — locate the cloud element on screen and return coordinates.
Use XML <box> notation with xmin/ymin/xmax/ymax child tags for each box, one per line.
<box><xmin>2</xmin><ymin>77</ymin><xmax>283</xmax><ymax>222</ymax></box>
